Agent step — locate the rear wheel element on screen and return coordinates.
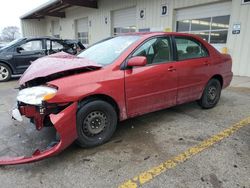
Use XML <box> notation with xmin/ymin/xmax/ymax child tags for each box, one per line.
<box><xmin>0</xmin><ymin>63</ymin><xmax>11</xmax><ymax>82</ymax></box>
<box><xmin>198</xmin><ymin>79</ymin><xmax>221</xmax><ymax>109</ymax></box>
<box><xmin>76</xmin><ymin>100</ymin><xmax>117</xmax><ymax>148</ymax></box>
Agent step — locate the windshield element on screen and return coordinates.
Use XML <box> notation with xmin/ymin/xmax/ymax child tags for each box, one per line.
<box><xmin>77</xmin><ymin>36</ymin><xmax>141</xmax><ymax>66</ymax></box>
<box><xmin>0</xmin><ymin>38</ymin><xmax>23</xmax><ymax>50</ymax></box>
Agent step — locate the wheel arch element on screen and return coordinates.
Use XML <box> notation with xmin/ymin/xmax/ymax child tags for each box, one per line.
<box><xmin>210</xmin><ymin>74</ymin><xmax>223</xmax><ymax>87</ymax></box>
<box><xmin>199</xmin><ymin>74</ymin><xmax>224</xmax><ymax>100</ymax></box>
<box><xmin>0</xmin><ymin>60</ymin><xmax>14</xmax><ymax>74</ymax></box>
<box><xmin>78</xmin><ymin>94</ymin><xmax>120</xmax><ymax>120</ymax></box>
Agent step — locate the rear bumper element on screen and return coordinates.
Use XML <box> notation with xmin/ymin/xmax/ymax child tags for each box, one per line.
<box><xmin>0</xmin><ymin>102</ymin><xmax>78</xmax><ymax>165</ymax></box>
<box><xmin>223</xmin><ymin>71</ymin><xmax>233</xmax><ymax>89</ymax></box>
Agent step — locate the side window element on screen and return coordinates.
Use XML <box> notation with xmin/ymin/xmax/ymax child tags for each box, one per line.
<box><xmin>132</xmin><ymin>37</ymin><xmax>172</xmax><ymax>65</ymax></box>
<box><xmin>20</xmin><ymin>40</ymin><xmax>43</xmax><ymax>52</ymax></box>
<box><xmin>46</xmin><ymin>40</ymin><xmax>64</xmax><ymax>50</ymax></box>
<box><xmin>175</xmin><ymin>37</ymin><xmax>208</xmax><ymax>61</ymax></box>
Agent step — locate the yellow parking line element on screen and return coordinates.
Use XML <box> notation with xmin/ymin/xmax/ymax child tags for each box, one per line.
<box><xmin>118</xmin><ymin>116</ymin><xmax>250</xmax><ymax>188</ymax></box>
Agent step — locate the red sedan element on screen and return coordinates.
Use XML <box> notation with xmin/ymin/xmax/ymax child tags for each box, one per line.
<box><xmin>2</xmin><ymin>32</ymin><xmax>232</xmax><ymax>165</ymax></box>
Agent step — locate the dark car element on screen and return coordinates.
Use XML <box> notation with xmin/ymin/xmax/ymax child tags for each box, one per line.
<box><xmin>0</xmin><ymin>37</ymin><xmax>85</xmax><ymax>82</ymax></box>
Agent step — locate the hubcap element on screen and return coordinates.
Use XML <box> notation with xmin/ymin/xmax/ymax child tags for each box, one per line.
<box><xmin>208</xmin><ymin>86</ymin><xmax>217</xmax><ymax>101</ymax></box>
<box><xmin>0</xmin><ymin>66</ymin><xmax>9</xmax><ymax>81</ymax></box>
<box><xmin>82</xmin><ymin>111</ymin><xmax>108</xmax><ymax>137</ymax></box>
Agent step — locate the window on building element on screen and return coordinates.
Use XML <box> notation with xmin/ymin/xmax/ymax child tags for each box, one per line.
<box><xmin>76</xmin><ymin>18</ymin><xmax>89</xmax><ymax>46</ymax></box>
<box><xmin>20</xmin><ymin>40</ymin><xmax>43</xmax><ymax>52</ymax></box>
<box><xmin>176</xmin><ymin>15</ymin><xmax>230</xmax><ymax>44</ymax></box>
<box><xmin>175</xmin><ymin>37</ymin><xmax>208</xmax><ymax>60</ymax></box>
<box><xmin>132</xmin><ymin>37</ymin><xmax>172</xmax><ymax>64</ymax></box>
<box><xmin>51</xmin><ymin>21</ymin><xmax>60</xmax><ymax>38</ymax></box>
<box><xmin>114</xmin><ymin>26</ymin><xmax>136</xmax><ymax>36</ymax></box>
<box><xmin>77</xmin><ymin>32</ymin><xmax>89</xmax><ymax>45</ymax></box>
<box><xmin>139</xmin><ymin>28</ymin><xmax>150</xmax><ymax>32</ymax></box>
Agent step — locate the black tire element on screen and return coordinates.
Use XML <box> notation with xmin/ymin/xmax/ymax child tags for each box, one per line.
<box><xmin>76</xmin><ymin>100</ymin><xmax>117</xmax><ymax>148</ymax></box>
<box><xmin>0</xmin><ymin>63</ymin><xmax>11</xmax><ymax>82</ymax></box>
<box><xmin>198</xmin><ymin>79</ymin><xmax>222</xmax><ymax>109</ymax></box>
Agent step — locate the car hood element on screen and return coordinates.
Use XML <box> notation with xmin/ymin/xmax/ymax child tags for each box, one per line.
<box><xmin>19</xmin><ymin>52</ymin><xmax>102</xmax><ymax>85</ymax></box>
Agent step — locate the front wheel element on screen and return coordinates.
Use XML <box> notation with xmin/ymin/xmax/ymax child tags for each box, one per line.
<box><xmin>198</xmin><ymin>79</ymin><xmax>222</xmax><ymax>109</ymax></box>
<box><xmin>76</xmin><ymin>100</ymin><xmax>117</xmax><ymax>148</ymax></box>
<box><xmin>0</xmin><ymin>63</ymin><xmax>11</xmax><ymax>82</ymax></box>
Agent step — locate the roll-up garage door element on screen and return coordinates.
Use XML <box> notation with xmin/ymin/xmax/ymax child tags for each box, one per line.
<box><xmin>112</xmin><ymin>7</ymin><xmax>136</xmax><ymax>35</ymax></box>
<box><xmin>175</xmin><ymin>1</ymin><xmax>232</xmax><ymax>51</ymax></box>
<box><xmin>76</xmin><ymin>18</ymin><xmax>89</xmax><ymax>46</ymax></box>
<box><xmin>176</xmin><ymin>2</ymin><xmax>231</xmax><ymax>21</ymax></box>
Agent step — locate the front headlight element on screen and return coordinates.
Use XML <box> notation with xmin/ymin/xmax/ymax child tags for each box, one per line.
<box><xmin>17</xmin><ymin>86</ymin><xmax>57</xmax><ymax>105</ymax></box>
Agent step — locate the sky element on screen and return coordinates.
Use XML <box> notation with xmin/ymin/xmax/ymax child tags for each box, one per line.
<box><xmin>0</xmin><ymin>0</ymin><xmax>49</xmax><ymax>31</ymax></box>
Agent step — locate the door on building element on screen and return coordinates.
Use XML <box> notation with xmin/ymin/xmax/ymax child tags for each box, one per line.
<box><xmin>51</xmin><ymin>20</ymin><xmax>60</xmax><ymax>38</ymax></box>
<box><xmin>76</xmin><ymin>18</ymin><xmax>89</xmax><ymax>47</ymax></box>
<box><xmin>112</xmin><ymin>7</ymin><xmax>136</xmax><ymax>36</ymax></box>
<box><xmin>175</xmin><ymin>1</ymin><xmax>231</xmax><ymax>52</ymax></box>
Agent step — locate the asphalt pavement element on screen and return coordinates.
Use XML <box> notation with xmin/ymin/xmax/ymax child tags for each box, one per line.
<box><xmin>0</xmin><ymin>76</ymin><xmax>249</xmax><ymax>188</ymax></box>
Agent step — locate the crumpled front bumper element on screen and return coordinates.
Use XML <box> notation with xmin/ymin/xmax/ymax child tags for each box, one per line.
<box><xmin>0</xmin><ymin>102</ymin><xmax>78</xmax><ymax>165</ymax></box>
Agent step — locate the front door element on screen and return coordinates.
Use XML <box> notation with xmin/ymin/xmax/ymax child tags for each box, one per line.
<box><xmin>13</xmin><ymin>39</ymin><xmax>45</xmax><ymax>73</ymax></box>
<box><xmin>125</xmin><ymin>37</ymin><xmax>178</xmax><ymax>117</ymax></box>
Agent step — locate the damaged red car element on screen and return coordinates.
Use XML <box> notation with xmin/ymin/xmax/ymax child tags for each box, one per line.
<box><xmin>1</xmin><ymin>32</ymin><xmax>233</xmax><ymax>165</ymax></box>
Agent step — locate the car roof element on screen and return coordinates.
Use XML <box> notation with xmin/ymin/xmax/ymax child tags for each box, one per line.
<box><xmin>22</xmin><ymin>36</ymin><xmax>62</xmax><ymax>41</ymax></box>
<box><xmin>120</xmin><ymin>32</ymin><xmax>207</xmax><ymax>43</ymax></box>
<box><xmin>123</xmin><ymin>32</ymin><xmax>200</xmax><ymax>38</ymax></box>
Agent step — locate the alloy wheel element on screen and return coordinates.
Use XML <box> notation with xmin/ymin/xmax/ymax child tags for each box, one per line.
<box><xmin>0</xmin><ymin>65</ymin><xmax>9</xmax><ymax>81</ymax></box>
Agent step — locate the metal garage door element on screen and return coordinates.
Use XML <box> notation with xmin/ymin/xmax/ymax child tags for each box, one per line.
<box><xmin>51</xmin><ymin>20</ymin><xmax>60</xmax><ymax>38</ymax></box>
<box><xmin>112</xmin><ymin>7</ymin><xmax>136</xmax><ymax>35</ymax></box>
<box><xmin>76</xmin><ymin>18</ymin><xmax>89</xmax><ymax>46</ymax></box>
<box><xmin>175</xmin><ymin>1</ymin><xmax>232</xmax><ymax>52</ymax></box>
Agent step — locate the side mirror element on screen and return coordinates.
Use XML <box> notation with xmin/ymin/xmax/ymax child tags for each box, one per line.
<box><xmin>127</xmin><ymin>56</ymin><xmax>147</xmax><ymax>67</ymax></box>
<box><xmin>16</xmin><ymin>47</ymin><xmax>24</xmax><ymax>53</ymax></box>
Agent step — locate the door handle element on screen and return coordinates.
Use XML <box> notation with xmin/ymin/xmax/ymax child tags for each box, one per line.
<box><xmin>168</xmin><ymin>66</ymin><xmax>176</xmax><ymax>72</ymax></box>
<box><xmin>203</xmin><ymin>61</ymin><xmax>209</xmax><ymax>66</ymax></box>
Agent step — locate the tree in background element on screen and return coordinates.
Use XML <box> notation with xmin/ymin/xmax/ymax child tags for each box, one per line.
<box><xmin>0</xmin><ymin>26</ymin><xmax>21</xmax><ymax>42</ymax></box>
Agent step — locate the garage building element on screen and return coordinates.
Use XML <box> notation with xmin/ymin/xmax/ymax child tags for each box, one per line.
<box><xmin>21</xmin><ymin>0</ymin><xmax>250</xmax><ymax>76</ymax></box>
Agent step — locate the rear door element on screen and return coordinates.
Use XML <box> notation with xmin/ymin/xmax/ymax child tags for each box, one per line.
<box><xmin>13</xmin><ymin>39</ymin><xmax>46</xmax><ymax>73</ymax></box>
<box><xmin>173</xmin><ymin>36</ymin><xmax>211</xmax><ymax>104</ymax></box>
<box><xmin>125</xmin><ymin>36</ymin><xmax>178</xmax><ymax>117</ymax></box>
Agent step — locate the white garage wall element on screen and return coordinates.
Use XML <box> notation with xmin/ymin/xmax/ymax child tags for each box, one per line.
<box><xmin>173</xmin><ymin>0</ymin><xmax>228</xmax><ymax>9</ymax></box>
<box><xmin>21</xmin><ymin>0</ymin><xmax>250</xmax><ymax>76</ymax></box>
<box><xmin>227</xmin><ymin>0</ymin><xmax>250</xmax><ymax>77</ymax></box>
<box><xmin>21</xmin><ymin>19</ymin><xmax>47</xmax><ymax>37</ymax></box>
<box><xmin>22</xmin><ymin>0</ymin><xmax>227</xmax><ymax>41</ymax></box>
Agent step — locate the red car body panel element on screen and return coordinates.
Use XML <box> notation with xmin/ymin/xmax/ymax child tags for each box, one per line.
<box><xmin>125</xmin><ymin>62</ymin><xmax>177</xmax><ymax>117</ymax></box>
<box><xmin>19</xmin><ymin>52</ymin><xmax>102</xmax><ymax>85</ymax></box>
<box><xmin>0</xmin><ymin>102</ymin><xmax>77</xmax><ymax>165</ymax></box>
<box><xmin>0</xmin><ymin>32</ymin><xmax>233</xmax><ymax>165</ymax></box>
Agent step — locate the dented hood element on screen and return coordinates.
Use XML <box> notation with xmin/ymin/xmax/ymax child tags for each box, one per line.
<box><xmin>19</xmin><ymin>52</ymin><xmax>102</xmax><ymax>85</ymax></box>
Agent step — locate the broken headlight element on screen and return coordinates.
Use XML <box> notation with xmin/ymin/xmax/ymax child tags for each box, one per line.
<box><xmin>17</xmin><ymin>86</ymin><xmax>57</xmax><ymax>105</ymax></box>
